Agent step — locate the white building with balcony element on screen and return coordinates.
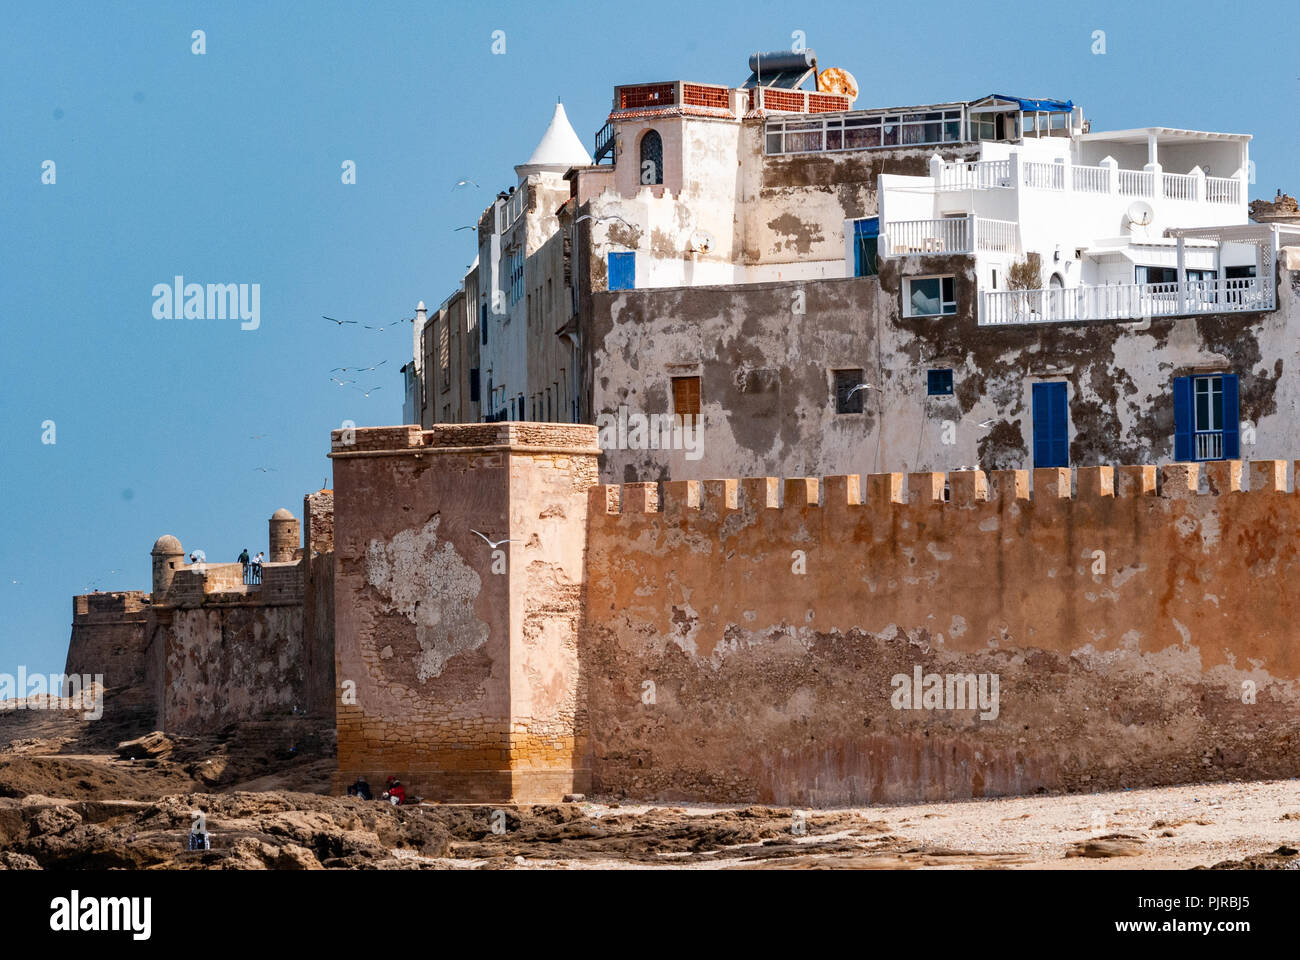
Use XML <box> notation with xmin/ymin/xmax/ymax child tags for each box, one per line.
<box><xmin>874</xmin><ymin>120</ymin><xmax>1295</xmax><ymax>325</ymax></box>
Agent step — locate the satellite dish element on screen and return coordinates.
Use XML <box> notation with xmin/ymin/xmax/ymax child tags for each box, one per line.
<box><xmin>1126</xmin><ymin>200</ymin><xmax>1154</xmax><ymax>227</ymax></box>
<box><xmin>817</xmin><ymin>67</ymin><xmax>859</xmax><ymax>104</ymax></box>
<box><xmin>690</xmin><ymin>229</ymin><xmax>713</xmax><ymax>255</ymax></box>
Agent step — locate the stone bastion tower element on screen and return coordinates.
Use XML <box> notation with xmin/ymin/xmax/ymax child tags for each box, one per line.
<box><xmin>329</xmin><ymin>422</ymin><xmax>600</xmax><ymax>803</ymax></box>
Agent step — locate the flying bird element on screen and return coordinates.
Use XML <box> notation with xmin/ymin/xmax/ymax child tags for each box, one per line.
<box><xmin>249</xmin><ymin>433</ymin><xmax>268</xmax><ymax>440</ymax></box>
<box><xmin>353</xmin><ymin>385</ymin><xmax>383</xmax><ymax>397</ymax></box>
<box><xmin>322</xmin><ymin>315</ymin><xmax>357</xmax><ymax>326</ymax></box>
<box><xmin>452</xmin><ymin>178</ymin><xmax>479</xmax><ymax>190</ymax></box>
<box><xmin>253</xmin><ymin>466</ymin><xmax>277</xmax><ymax>473</ymax></box>
<box><xmin>454</xmin><ymin>225</ymin><xmax>477</xmax><ymax>232</ymax></box>
<box><xmin>846</xmin><ymin>383</ymin><xmax>872</xmax><ymax>400</ymax></box>
<box><xmin>471</xmin><ymin>530</ymin><xmax>518</xmax><ymax>549</ymax></box>
<box><xmin>331</xmin><ymin>377</ymin><xmax>356</xmax><ymax>386</ymax></box>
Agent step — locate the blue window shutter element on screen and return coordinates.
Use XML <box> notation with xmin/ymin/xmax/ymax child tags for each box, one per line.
<box><xmin>1173</xmin><ymin>376</ymin><xmax>1192</xmax><ymax>461</ymax></box>
<box><xmin>1050</xmin><ymin>383</ymin><xmax>1068</xmax><ymax>467</ymax></box>
<box><xmin>1221</xmin><ymin>374</ymin><xmax>1240</xmax><ymax>459</ymax></box>
<box><xmin>1032</xmin><ymin>382</ymin><xmax>1068</xmax><ymax>468</ymax></box>
<box><xmin>608</xmin><ymin>252</ymin><xmax>635</xmax><ymax>291</ymax></box>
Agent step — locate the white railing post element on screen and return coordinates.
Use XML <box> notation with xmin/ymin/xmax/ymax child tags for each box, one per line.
<box><xmin>1175</xmin><ymin>236</ymin><xmax>1187</xmax><ymax>315</ymax></box>
<box><xmin>1189</xmin><ymin>165</ymin><xmax>1205</xmax><ymax>203</ymax></box>
<box><xmin>1101</xmin><ymin>156</ymin><xmax>1118</xmax><ymax>196</ymax></box>
<box><xmin>968</xmin><ymin>214</ymin><xmax>978</xmax><ymax>253</ymax></box>
<box><xmin>1146</xmin><ymin>161</ymin><xmax>1163</xmax><ymax>199</ymax></box>
<box><xmin>929</xmin><ymin>152</ymin><xmax>944</xmax><ymax>182</ymax></box>
<box><xmin>1061</xmin><ymin>156</ymin><xmax>1072</xmax><ymax>194</ymax></box>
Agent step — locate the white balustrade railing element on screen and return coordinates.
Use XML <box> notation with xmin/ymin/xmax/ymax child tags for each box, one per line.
<box><xmin>936</xmin><ymin>159</ymin><xmax>1012</xmax><ymax>191</ymax></box>
<box><xmin>1072</xmin><ymin>163</ymin><xmax>1110</xmax><ymax>193</ymax></box>
<box><xmin>1022</xmin><ymin>160</ymin><xmax>1065</xmax><ymax>190</ymax></box>
<box><xmin>882</xmin><ymin>217</ymin><xmax>970</xmax><ymax>255</ymax></box>
<box><xmin>974</xmin><ymin>218</ymin><xmax>1018</xmax><ymax>253</ymax></box>
<box><xmin>1163</xmin><ymin>172</ymin><xmax>1197</xmax><ymax>201</ymax></box>
<box><xmin>1118</xmin><ymin>169</ymin><xmax>1154</xmax><ymax>197</ymax></box>
<box><xmin>979</xmin><ymin>277</ymin><xmax>1271</xmax><ymax>326</ymax></box>
<box><xmin>881</xmin><ymin>217</ymin><xmax>1020</xmax><ymax>257</ymax></box>
<box><xmin>932</xmin><ymin>158</ymin><xmax>1240</xmax><ymax>205</ymax></box>
<box><xmin>1205</xmin><ymin>176</ymin><xmax>1241</xmax><ymax>204</ymax></box>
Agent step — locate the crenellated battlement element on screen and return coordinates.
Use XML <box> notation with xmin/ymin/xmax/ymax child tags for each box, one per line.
<box><xmin>589</xmin><ymin>460</ymin><xmax>1296</xmax><ymax>517</ymax></box>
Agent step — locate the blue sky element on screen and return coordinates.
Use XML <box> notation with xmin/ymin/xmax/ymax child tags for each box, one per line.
<box><xmin>1</xmin><ymin>0</ymin><xmax>1296</xmax><ymax>679</ymax></box>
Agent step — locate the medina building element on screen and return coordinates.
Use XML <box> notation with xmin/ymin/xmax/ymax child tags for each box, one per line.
<box><xmin>409</xmin><ymin>50</ymin><xmax>1300</xmax><ymax>484</ymax></box>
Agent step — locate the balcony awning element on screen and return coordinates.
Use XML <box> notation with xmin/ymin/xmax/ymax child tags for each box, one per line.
<box><xmin>970</xmin><ymin>94</ymin><xmax>1073</xmax><ymax>114</ymax></box>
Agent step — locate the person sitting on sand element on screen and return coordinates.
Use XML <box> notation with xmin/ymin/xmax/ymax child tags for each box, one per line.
<box><xmin>382</xmin><ymin>776</ymin><xmax>406</xmax><ymax>805</ymax></box>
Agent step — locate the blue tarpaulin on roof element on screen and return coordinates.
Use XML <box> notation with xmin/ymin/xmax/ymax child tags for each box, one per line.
<box><xmin>989</xmin><ymin>94</ymin><xmax>1074</xmax><ymax>112</ymax></box>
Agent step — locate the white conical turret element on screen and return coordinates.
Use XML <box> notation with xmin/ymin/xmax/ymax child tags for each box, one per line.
<box><xmin>514</xmin><ymin>101</ymin><xmax>591</xmax><ymax>179</ymax></box>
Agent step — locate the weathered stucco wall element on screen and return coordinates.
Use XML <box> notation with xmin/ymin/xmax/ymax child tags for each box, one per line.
<box><xmin>72</xmin><ymin>496</ymin><xmax>338</xmax><ymax>738</ymax></box>
<box><xmin>589</xmin><ymin>264</ymin><xmax>1300</xmax><ymax>484</ymax></box>
<box><xmin>64</xmin><ymin>591</ymin><xmax>153</xmax><ymax>725</ymax></box>
<box><xmin>581</xmin><ymin>462</ymin><xmax>1300</xmax><ymax>804</ymax></box>
<box><xmin>162</xmin><ymin>603</ymin><xmax>306</xmax><ymax>734</ymax></box>
<box><xmin>330</xmin><ymin>423</ymin><xmax>599</xmax><ymax>802</ymax></box>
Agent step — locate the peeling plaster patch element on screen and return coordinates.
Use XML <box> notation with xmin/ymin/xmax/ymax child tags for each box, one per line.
<box><xmin>1111</xmin><ymin>564</ymin><xmax>1147</xmax><ymax>588</ymax></box>
<box><xmin>926</xmin><ymin>542</ymin><xmax>952</xmax><ymax>561</ymax></box>
<box><xmin>949</xmin><ymin>615</ymin><xmax>968</xmax><ymax>638</ymax></box>
<box><xmin>1175</xmin><ymin>515</ymin><xmax>1198</xmax><ymax>538</ymax></box>
<box><xmin>1171</xmin><ymin>618</ymin><xmax>1191</xmax><ymax>647</ymax></box>
<box><xmin>670</xmin><ymin>602</ymin><xmax>700</xmax><ymax>657</ymax></box>
<box><xmin>1199</xmin><ymin>513</ymin><xmax>1222</xmax><ymax>551</ymax></box>
<box><xmin>1203</xmin><ymin>593</ymin><xmax>1221</xmax><ymax>606</ymax></box>
<box><xmin>365</xmin><ymin>518</ymin><xmax>488</xmax><ymax>681</ymax></box>
<box><xmin>978</xmin><ymin>516</ymin><xmax>999</xmax><ymax>532</ymax></box>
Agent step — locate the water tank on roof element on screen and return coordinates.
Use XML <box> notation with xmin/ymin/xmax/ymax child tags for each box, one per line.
<box><xmin>748</xmin><ymin>50</ymin><xmax>816</xmax><ymax>74</ymax></box>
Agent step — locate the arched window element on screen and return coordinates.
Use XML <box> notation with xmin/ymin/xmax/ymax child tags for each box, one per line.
<box><xmin>639</xmin><ymin>130</ymin><xmax>664</xmax><ymax>185</ymax></box>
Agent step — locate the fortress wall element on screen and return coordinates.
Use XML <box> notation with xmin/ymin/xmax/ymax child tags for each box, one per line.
<box><xmin>161</xmin><ymin>603</ymin><xmax>307</xmax><ymax>734</ymax></box>
<box><xmin>64</xmin><ymin>591</ymin><xmax>153</xmax><ymax>723</ymax></box>
<box><xmin>581</xmin><ymin>462</ymin><xmax>1300</xmax><ymax>805</ymax></box>
<box><xmin>330</xmin><ymin>423</ymin><xmax>599</xmax><ymax>802</ymax></box>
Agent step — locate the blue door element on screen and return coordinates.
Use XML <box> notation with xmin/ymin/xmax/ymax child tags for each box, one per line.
<box><xmin>853</xmin><ymin>218</ymin><xmax>880</xmax><ymax>277</ymax></box>
<box><xmin>608</xmin><ymin>252</ymin><xmax>636</xmax><ymax>291</ymax></box>
<box><xmin>1032</xmin><ymin>382</ymin><xmax>1069</xmax><ymax>468</ymax></box>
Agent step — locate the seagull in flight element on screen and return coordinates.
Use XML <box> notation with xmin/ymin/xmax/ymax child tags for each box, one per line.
<box><xmin>330</xmin><ymin>377</ymin><xmax>356</xmax><ymax>386</ymax></box>
<box><xmin>471</xmin><ymin>530</ymin><xmax>518</xmax><ymax>549</ymax></box>
<box><xmin>846</xmin><ymin>383</ymin><xmax>872</xmax><ymax>400</ymax></box>
<box><xmin>253</xmin><ymin>466</ymin><xmax>277</xmax><ymax>473</ymax></box>
<box><xmin>322</xmin><ymin>315</ymin><xmax>357</xmax><ymax>326</ymax></box>
<box><xmin>453</xmin><ymin>178</ymin><xmax>479</xmax><ymax>190</ymax></box>
<box><xmin>353</xmin><ymin>385</ymin><xmax>383</xmax><ymax>397</ymax></box>
<box><xmin>454</xmin><ymin>225</ymin><xmax>477</xmax><ymax>232</ymax></box>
